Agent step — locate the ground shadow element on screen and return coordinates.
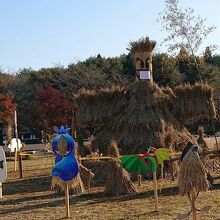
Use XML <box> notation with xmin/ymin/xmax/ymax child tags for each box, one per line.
<box><xmin>3</xmin><ymin>176</ymin><xmax>51</xmax><ymax>195</ymax></box>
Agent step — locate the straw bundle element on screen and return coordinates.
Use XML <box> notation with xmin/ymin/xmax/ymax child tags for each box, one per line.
<box><xmin>51</xmin><ymin>174</ymin><xmax>84</xmax><ymax>195</ymax></box>
<box><xmin>79</xmin><ymin>164</ymin><xmax>94</xmax><ymax>189</ymax></box>
<box><xmin>129</xmin><ymin>37</ymin><xmax>156</xmax><ymax>53</ymax></box>
<box><xmin>75</xmin><ymin>86</ymin><xmax>126</xmax><ymax>124</ymax></box>
<box><xmin>179</xmin><ymin>148</ymin><xmax>209</xmax><ymax>196</ymax></box>
<box><xmin>108</xmin><ymin>139</ymin><xmax>120</xmax><ymax>158</ymax></box>
<box><xmin>105</xmin><ymin>159</ymin><xmax>137</xmax><ymax>196</ymax></box>
<box><xmin>174</xmin><ymin>83</ymin><xmax>216</xmax><ymax>123</ymax></box>
<box><xmin>197</xmin><ymin>126</ymin><xmax>209</xmax><ymax>151</ymax></box>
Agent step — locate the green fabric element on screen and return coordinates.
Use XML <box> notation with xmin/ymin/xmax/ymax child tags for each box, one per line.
<box><xmin>154</xmin><ymin>148</ymin><xmax>170</xmax><ymax>165</ymax></box>
<box><xmin>120</xmin><ymin>155</ymin><xmax>157</xmax><ymax>172</ymax></box>
<box><xmin>144</xmin><ymin>156</ymin><xmax>157</xmax><ymax>172</ymax></box>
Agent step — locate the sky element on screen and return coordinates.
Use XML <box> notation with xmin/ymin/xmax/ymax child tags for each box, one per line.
<box><xmin>0</xmin><ymin>0</ymin><xmax>220</xmax><ymax>72</ymax></box>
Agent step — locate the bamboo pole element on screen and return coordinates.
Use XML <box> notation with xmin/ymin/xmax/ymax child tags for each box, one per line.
<box><xmin>192</xmin><ymin>187</ymin><xmax>197</xmax><ymax>220</ymax></box>
<box><xmin>153</xmin><ymin>171</ymin><xmax>159</xmax><ymax>212</ymax></box>
<box><xmin>65</xmin><ymin>183</ymin><xmax>70</xmax><ymax>218</ymax></box>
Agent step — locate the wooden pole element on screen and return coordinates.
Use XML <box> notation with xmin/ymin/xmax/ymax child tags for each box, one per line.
<box><xmin>14</xmin><ymin>110</ymin><xmax>22</xmax><ymax>178</ymax></box>
<box><xmin>18</xmin><ymin>152</ymin><xmax>23</xmax><ymax>179</ymax></box>
<box><xmin>65</xmin><ymin>183</ymin><xmax>70</xmax><ymax>218</ymax></box>
<box><xmin>192</xmin><ymin>187</ymin><xmax>197</xmax><ymax>220</ymax></box>
<box><xmin>153</xmin><ymin>171</ymin><xmax>159</xmax><ymax>212</ymax></box>
<box><xmin>0</xmin><ymin>183</ymin><xmax>2</xmax><ymax>198</ymax></box>
<box><xmin>14</xmin><ymin>110</ymin><xmax>18</xmax><ymax>171</ymax></box>
<box><xmin>137</xmin><ymin>174</ymin><xmax>142</xmax><ymax>186</ymax></box>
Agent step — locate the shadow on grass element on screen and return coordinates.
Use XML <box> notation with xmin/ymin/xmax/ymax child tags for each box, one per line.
<box><xmin>0</xmin><ymin>199</ymin><xmax>64</xmax><ymax>215</ymax></box>
<box><xmin>4</xmin><ymin>176</ymin><xmax>51</xmax><ymax>195</ymax></box>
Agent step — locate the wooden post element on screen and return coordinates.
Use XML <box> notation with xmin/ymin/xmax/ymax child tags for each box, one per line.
<box><xmin>18</xmin><ymin>152</ymin><xmax>23</xmax><ymax>179</ymax></box>
<box><xmin>153</xmin><ymin>171</ymin><xmax>159</xmax><ymax>212</ymax></box>
<box><xmin>137</xmin><ymin>174</ymin><xmax>142</xmax><ymax>186</ymax></box>
<box><xmin>192</xmin><ymin>187</ymin><xmax>197</xmax><ymax>220</ymax></box>
<box><xmin>65</xmin><ymin>183</ymin><xmax>70</xmax><ymax>218</ymax></box>
<box><xmin>14</xmin><ymin>110</ymin><xmax>23</xmax><ymax>178</ymax></box>
<box><xmin>14</xmin><ymin>110</ymin><xmax>18</xmax><ymax>171</ymax></box>
<box><xmin>0</xmin><ymin>183</ymin><xmax>2</xmax><ymax>198</ymax></box>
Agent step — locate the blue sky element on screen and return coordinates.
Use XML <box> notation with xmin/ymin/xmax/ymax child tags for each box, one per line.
<box><xmin>0</xmin><ymin>0</ymin><xmax>220</xmax><ymax>72</ymax></box>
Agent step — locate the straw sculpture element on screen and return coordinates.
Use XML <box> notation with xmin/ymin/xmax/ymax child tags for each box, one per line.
<box><xmin>74</xmin><ymin>37</ymin><xmax>216</xmax><ymax>155</ymax></box>
<box><xmin>179</xmin><ymin>145</ymin><xmax>209</xmax><ymax>195</ymax></box>
<box><xmin>179</xmin><ymin>143</ymin><xmax>209</xmax><ymax>216</ymax></box>
<box><xmin>75</xmin><ymin>81</ymin><xmax>215</xmax><ymax>154</ymax></box>
<box><xmin>105</xmin><ymin>140</ymin><xmax>137</xmax><ymax>196</ymax></box>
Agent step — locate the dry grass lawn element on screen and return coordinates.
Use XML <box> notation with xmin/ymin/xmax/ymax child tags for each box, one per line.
<box><xmin>0</xmin><ymin>156</ymin><xmax>220</xmax><ymax>220</ymax></box>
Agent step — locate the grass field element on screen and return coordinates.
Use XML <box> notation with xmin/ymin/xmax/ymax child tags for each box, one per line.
<box><xmin>0</xmin><ymin>156</ymin><xmax>220</xmax><ymax>220</ymax></box>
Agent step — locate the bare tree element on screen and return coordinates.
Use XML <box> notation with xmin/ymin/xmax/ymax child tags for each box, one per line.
<box><xmin>158</xmin><ymin>0</ymin><xmax>216</xmax><ymax>81</ymax></box>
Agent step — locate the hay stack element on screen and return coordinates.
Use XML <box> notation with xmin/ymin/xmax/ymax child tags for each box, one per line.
<box><xmin>105</xmin><ymin>159</ymin><xmax>137</xmax><ymax>196</ymax></box>
<box><xmin>179</xmin><ymin>147</ymin><xmax>209</xmax><ymax>195</ymax></box>
<box><xmin>105</xmin><ymin>140</ymin><xmax>137</xmax><ymax>196</ymax></box>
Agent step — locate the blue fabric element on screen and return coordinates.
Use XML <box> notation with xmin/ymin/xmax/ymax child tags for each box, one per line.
<box><xmin>52</xmin><ymin>134</ymin><xmax>75</xmax><ymax>155</ymax></box>
<box><xmin>55</xmin><ymin>154</ymin><xmax>63</xmax><ymax>164</ymax></box>
<box><xmin>52</xmin><ymin>153</ymin><xmax>79</xmax><ymax>181</ymax></box>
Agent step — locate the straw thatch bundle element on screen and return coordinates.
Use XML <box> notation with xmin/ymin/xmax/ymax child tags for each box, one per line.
<box><xmin>129</xmin><ymin>37</ymin><xmax>156</xmax><ymax>54</ymax></box>
<box><xmin>105</xmin><ymin>159</ymin><xmax>137</xmax><ymax>196</ymax></box>
<box><xmin>75</xmin><ymin>86</ymin><xmax>126</xmax><ymax>125</ymax></box>
<box><xmin>82</xmin><ymin>160</ymin><xmax>108</xmax><ymax>186</ymax></box>
<box><xmin>51</xmin><ymin>174</ymin><xmax>84</xmax><ymax>195</ymax></box>
<box><xmin>75</xmin><ymin>80</ymin><xmax>215</xmax><ymax>155</ymax></box>
<box><xmin>79</xmin><ymin>164</ymin><xmax>94</xmax><ymax>189</ymax></box>
<box><xmin>179</xmin><ymin>147</ymin><xmax>209</xmax><ymax>196</ymax></box>
<box><xmin>174</xmin><ymin>83</ymin><xmax>216</xmax><ymax>123</ymax></box>
<box><xmin>197</xmin><ymin>126</ymin><xmax>209</xmax><ymax>151</ymax></box>
<box><xmin>108</xmin><ymin>139</ymin><xmax>120</xmax><ymax>158</ymax></box>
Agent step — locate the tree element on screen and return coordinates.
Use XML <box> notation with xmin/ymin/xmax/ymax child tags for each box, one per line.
<box><xmin>158</xmin><ymin>0</ymin><xmax>216</xmax><ymax>81</ymax></box>
<box><xmin>153</xmin><ymin>53</ymin><xmax>181</xmax><ymax>87</ymax></box>
<box><xmin>34</xmin><ymin>85</ymin><xmax>75</xmax><ymax>131</ymax></box>
<box><xmin>0</xmin><ymin>80</ymin><xmax>16</xmax><ymax>123</ymax></box>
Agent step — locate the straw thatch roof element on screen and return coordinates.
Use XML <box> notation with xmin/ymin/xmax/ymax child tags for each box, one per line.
<box><xmin>75</xmin><ymin>82</ymin><xmax>215</xmax><ymax>155</ymax></box>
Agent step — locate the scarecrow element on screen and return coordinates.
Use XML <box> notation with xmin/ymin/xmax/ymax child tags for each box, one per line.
<box><xmin>179</xmin><ymin>142</ymin><xmax>209</xmax><ymax>219</ymax></box>
<box><xmin>51</xmin><ymin>126</ymin><xmax>83</xmax><ymax>218</ymax></box>
<box><xmin>75</xmin><ymin>37</ymin><xmax>216</xmax><ymax>155</ymax></box>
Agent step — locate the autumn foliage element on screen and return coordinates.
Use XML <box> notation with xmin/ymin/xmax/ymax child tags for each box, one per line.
<box><xmin>35</xmin><ymin>85</ymin><xmax>75</xmax><ymax>130</ymax></box>
<box><xmin>0</xmin><ymin>81</ymin><xmax>16</xmax><ymax>123</ymax></box>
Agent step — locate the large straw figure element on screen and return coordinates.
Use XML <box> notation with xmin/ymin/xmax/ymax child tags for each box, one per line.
<box><xmin>75</xmin><ymin>37</ymin><xmax>216</xmax><ymax>155</ymax></box>
<box><xmin>179</xmin><ymin>142</ymin><xmax>209</xmax><ymax>219</ymax></box>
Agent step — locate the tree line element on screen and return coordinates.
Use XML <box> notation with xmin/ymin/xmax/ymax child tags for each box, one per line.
<box><xmin>0</xmin><ymin>47</ymin><xmax>220</xmax><ymax>139</ymax></box>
